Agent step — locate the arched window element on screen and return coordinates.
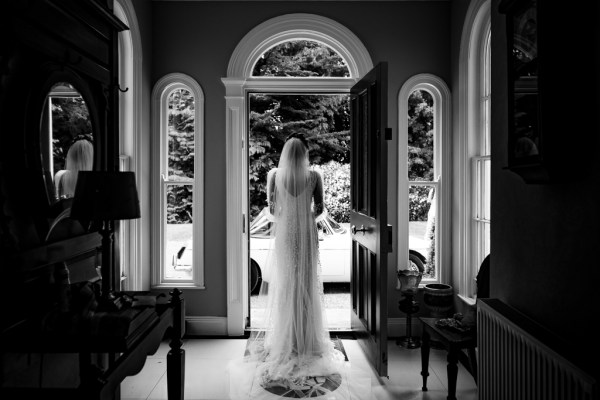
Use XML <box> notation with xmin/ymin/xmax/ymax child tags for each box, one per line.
<box><xmin>398</xmin><ymin>74</ymin><xmax>451</xmax><ymax>287</ymax></box>
<box><xmin>455</xmin><ymin>0</ymin><xmax>491</xmax><ymax>302</ymax></box>
<box><xmin>472</xmin><ymin>30</ymin><xmax>491</xmax><ymax>291</ymax></box>
<box><xmin>152</xmin><ymin>74</ymin><xmax>205</xmax><ymax>289</ymax></box>
<box><xmin>252</xmin><ymin>40</ymin><xmax>350</xmax><ymax>77</ymax></box>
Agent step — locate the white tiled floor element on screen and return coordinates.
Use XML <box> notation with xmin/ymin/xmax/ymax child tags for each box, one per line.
<box><xmin>121</xmin><ymin>338</ymin><xmax>477</xmax><ymax>400</ymax></box>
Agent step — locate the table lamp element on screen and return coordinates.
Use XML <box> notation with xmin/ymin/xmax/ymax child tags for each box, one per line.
<box><xmin>70</xmin><ymin>171</ymin><xmax>140</xmax><ymax>310</ymax></box>
<box><xmin>396</xmin><ymin>267</ymin><xmax>423</xmax><ymax>349</ymax></box>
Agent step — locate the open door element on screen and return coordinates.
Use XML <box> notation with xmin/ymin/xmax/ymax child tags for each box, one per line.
<box><xmin>350</xmin><ymin>62</ymin><xmax>391</xmax><ymax>377</ymax></box>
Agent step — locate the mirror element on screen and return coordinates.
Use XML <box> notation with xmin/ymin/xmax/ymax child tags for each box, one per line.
<box><xmin>40</xmin><ymin>82</ymin><xmax>94</xmax><ymax>203</ymax></box>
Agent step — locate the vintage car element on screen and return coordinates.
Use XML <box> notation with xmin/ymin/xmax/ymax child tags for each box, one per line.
<box><xmin>172</xmin><ymin>207</ymin><xmax>427</xmax><ymax>294</ymax></box>
<box><xmin>248</xmin><ymin>207</ymin><xmax>351</xmax><ymax>292</ymax></box>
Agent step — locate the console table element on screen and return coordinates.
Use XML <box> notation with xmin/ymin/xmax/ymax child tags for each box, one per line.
<box><xmin>0</xmin><ymin>289</ymin><xmax>185</xmax><ymax>400</ymax></box>
<box><xmin>419</xmin><ymin>317</ymin><xmax>477</xmax><ymax>400</ymax></box>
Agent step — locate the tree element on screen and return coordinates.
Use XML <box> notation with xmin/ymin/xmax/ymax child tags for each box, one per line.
<box><xmin>407</xmin><ymin>90</ymin><xmax>434</xmax><ymax>222</ymax></box>
<box><xmin>167</xmin><ymin>89</ymin><xmax>195</xmax><ymax>224</ymax></box>
<box><xmin>51</xmin><ymin>96</ymin><xmax>92</xmax><ymax>171</ymax></box>
<box><xmin>253</xmin><ymin>40</ymin><xmax>350</xmax><ymax>78</ymax></box>
<box><xmin>248</xmin><ymin>93</ymin><xmax>350</xmax><ymax>219</ymax></box>
<box><xmin>407</xmin><ymin>90</ymin><xmax>434</xmax><ymax>182</ymax></box>
<box><xmin>249</xmin><ymin>40</ymin><xmax>355</xmax><ymax>220</ymax></box>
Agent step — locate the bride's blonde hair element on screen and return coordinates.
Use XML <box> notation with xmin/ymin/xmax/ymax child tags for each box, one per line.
<box><xmin>55</xmin><ymin>137</ymin><xmax>94</xmax><ymax>198</ymax></box>
<box><xmin>275</xmin><ymin>136</ymin><xmax>310</xmax><ymax>197</ymax></box>
<box><xmin>279</xmin><ymin>137</ymin><xmax>308</xmax><ymax>170</ymax></box>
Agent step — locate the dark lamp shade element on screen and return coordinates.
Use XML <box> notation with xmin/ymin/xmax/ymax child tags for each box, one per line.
<box><xmin>71</xmin><ymin>171</ymin><xmax>140</xmax><ymax>221</ymax></box>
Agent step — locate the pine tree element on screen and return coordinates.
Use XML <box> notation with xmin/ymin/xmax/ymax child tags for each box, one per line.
<box><xmin>167</xmin><ymin>89</ymin><xmax>195</xmax><ymax>223</ymax></box>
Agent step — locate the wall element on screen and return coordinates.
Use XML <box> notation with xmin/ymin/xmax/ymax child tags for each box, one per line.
<box><xmin>148</xmin><ymin>1</ymin><xmax>452</xmax><ymax>319</ymax></box>
<box><xmin>490</xmin><ymin>0</ymin><xmax>600</xmax><ymax>381</ymax></box>
<box><xmin>131</xmin><ymin>0</ymin><xmax>154</xmax><ymax>289</ymax></box>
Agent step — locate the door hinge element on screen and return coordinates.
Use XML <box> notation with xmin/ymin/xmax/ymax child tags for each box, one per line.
<box><xmin>387</xmin><ymin>224</ymin><xmax>393</xmax><ymax>252</ymax></box>
<box><xmin>385</xmin><ymin>128</ymin><xmax>392</xmax><ymax>140</ymax></box>
<box><xmin>242</xmin><ymin>213</ymin><xmax>246</xmax><ymax>233</ymax></box>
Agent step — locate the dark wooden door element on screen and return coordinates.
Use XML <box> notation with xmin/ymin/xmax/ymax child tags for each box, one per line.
<box><xmin>349</xmin><ymin>62</ymin><xmax>391</xmax><ymax>377</ymax></box>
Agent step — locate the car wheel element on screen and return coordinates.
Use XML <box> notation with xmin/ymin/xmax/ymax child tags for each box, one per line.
<box><xmin>250</xmin><ymin>258</ymin><xmax>262</xmax><ymax>295</ymax></box>
<box><xmin>408</xmin><ymin>252</ymin><xmax>425</xmax><ymax>273</ymax></box>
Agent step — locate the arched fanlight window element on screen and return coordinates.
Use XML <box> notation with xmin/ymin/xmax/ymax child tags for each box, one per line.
<box><xmin>252</xmin><ymin>40</ymin><xmax>350</xmax><ymax>77</ymax></box>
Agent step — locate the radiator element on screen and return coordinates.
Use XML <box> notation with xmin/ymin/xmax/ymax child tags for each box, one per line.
<box><xmin>477</xmin><ymin>299</ymin><xmax>597</xmax><ymax>400</ymax></box>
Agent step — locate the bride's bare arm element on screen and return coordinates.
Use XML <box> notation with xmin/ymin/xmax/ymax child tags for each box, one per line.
<box><xmin>267</xmin><ymin>168</ymin><xmax>276</xmax><ymax>215</ymax></box>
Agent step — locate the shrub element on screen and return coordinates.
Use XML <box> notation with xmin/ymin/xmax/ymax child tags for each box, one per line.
<box><xmin>319</xmin><ymin>161</ymin><xmax>350</xmax><ymax>223</ymax></box>
<box><xmin>409</xmin><ymin>186</ymin><xmax>431</xmax><ymax>221</ymax></box>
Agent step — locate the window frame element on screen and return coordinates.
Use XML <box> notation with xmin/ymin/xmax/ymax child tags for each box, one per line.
<box><xmin>397</xmin><ymin>74</ymin><xmax>451</xmax><ymax>288</ymax></box>
<box><xmin>115</xmin><ymin>0</ymin><xmax>144</xmax><ymax>291</ymax></box>
<box><xmin>456</xmin><ymin>0</ymin><xmax>491</xmax><ymax>303</ymax></box>
<box><xmin>151</xmin><ymin>73</ymin><xmax>205</xmax><ymax>289</ymax></box>
<box><xmin>470</xmin><ymin>30</ymin><xmax>492</xmax><ymax>295</ymax></box>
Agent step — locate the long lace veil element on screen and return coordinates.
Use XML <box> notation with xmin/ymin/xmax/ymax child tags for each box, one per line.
<box><xmin>246</xmin><ymin>137</ymin><xmax>341</xmax><ymax>388</ymax></box>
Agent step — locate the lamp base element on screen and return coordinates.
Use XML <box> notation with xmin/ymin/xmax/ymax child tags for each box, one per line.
<box><xmin>397</xmin><ymin>335</ymin><xmax>421</xmax><ymax>349</ymax></box>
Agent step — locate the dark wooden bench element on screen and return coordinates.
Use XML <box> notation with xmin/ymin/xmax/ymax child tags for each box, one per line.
<box><xmin>0</xmin><ymin>289</ymin><xmax>185</xmax><ymax>400</ymax></box>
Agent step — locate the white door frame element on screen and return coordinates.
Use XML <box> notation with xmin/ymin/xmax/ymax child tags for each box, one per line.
<box><xmin>222</xmin><ymin>13</ymin><xmax>373</xmax><ymax>335</ymax></box>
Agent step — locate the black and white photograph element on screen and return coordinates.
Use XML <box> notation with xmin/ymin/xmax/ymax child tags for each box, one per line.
<box><xmin>1</xmin><ymin>0</ymin><xmax>598</xmax><ymax>399</ymax></box>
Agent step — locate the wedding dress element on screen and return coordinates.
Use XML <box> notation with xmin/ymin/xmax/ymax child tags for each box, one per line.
<box><xmin>228</xmin><ymin>138</ymin><xmax>363</xmax><ymax>399</ymax></box>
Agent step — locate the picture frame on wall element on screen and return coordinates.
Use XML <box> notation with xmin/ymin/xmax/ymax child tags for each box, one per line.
<box><xmin>500</xmin><ymin>0</ymin><xmax>548</xmax><ymax>183</ymax></box>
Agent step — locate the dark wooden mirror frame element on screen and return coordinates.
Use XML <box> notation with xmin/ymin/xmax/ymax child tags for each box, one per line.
<box><xmin>1</xmin><ymin>0</ymin><xmax>127</xmax><ymax>330</ymax></box>
<box><xmin>28</xmin><ymin>66</ymin><xmax>102</xmax><ymax>219</ymax></box>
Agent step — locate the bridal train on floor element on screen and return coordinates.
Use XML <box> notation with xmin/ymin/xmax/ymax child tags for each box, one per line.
<box><xmin>226</xmin><ymin>137</ymin><xmax>372</xmax><ymax>399</ymax></box>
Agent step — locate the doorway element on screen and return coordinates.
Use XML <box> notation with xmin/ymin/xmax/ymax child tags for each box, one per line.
<box><xmin>247</xmin><ymin>93</ymin><xmax>352</xmax><ymax>331</ymax></box>
<box><xmin>222</xmin><ymin>13</ymin><xmax>375</xmax><ymax>337</ymax></box>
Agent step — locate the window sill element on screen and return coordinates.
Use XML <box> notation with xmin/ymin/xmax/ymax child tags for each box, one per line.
<box><xmin>458</xmin><ymin>294</ymin><xmax>476</xmax><ymax>307</ymax></box>
<box><xmin>151</xmin><ymin>284</ymin><xmax>206</xmax><ymax>290</ymax></box>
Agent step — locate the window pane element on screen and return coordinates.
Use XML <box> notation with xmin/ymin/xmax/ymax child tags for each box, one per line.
<box><xmin>408</xmin><ymin>90</ymin><xmax>434</xmax><ymax>181</ymax></box>
<box><xmin>165</xmin><ymin>184</ymin><xmax>193</xmax><ymax>280</ymax></box>
<box><xmin>484</xmin><ymin>35</ymin><xmax>491</xmax><ymax>155</ymax></box>
<box><xmin>252</xmin><ymin>40</ymin><xmax>350</xmax><ymax>77</ymax></box>
<box><xmin>168</xmin><ymin>89</ymin><xmax>195</xmax><ymax>180</ymax></box>
<box><xmin>483</xmin><ymin>97</ymin><xmax>491</xmax><ymax>155</ymax></box>
<box><xmin>483</xmin><ymin>158</ymin><xmax>491</xmax><ymax>220</ymax></box>
<box><xmin>409</xmin><ymin>185</ymin><xmax>436</xmax><ymax>279</ymax></box>
<box><xmin>483</xmin><ymin>222</ymin><xmax>490</xmax><ymax>261</ymax></box>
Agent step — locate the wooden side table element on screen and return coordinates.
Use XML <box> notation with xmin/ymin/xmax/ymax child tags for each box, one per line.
<box><xmin>419</xmin><ymin>317</ymin><xmax>477</xmax><ymax>400</ymax></box>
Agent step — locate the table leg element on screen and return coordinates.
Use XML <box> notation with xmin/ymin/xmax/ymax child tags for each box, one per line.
<box><xmin>447</xmin><ymin>349</ymin><xmax>459</xmax><ymax>400</ymax></box>
<box><xmin>167</xmin><ymin>288</ymin><xmax>185</xmax><ymax>400</ymax></box>
<box><xmin>420</xmin><ymin>330</ymin><xmax>430</xmax><ymax>391</ymax></box>
<box><xmin>167</xmin><ymin>348</ymin><xmax>185</xmax><ymax>400</ymax></box>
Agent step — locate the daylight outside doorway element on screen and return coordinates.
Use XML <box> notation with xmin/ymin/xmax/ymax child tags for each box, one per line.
<box><xmin>248</xmin><ymin>92</ymin><xmax>352</xmax><ymax>331</ymax></box>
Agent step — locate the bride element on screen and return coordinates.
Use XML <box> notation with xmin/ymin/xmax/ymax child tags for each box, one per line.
<box><xmin>229</xmin><ymin>133</ymin><xmax>346</xmax><ymax>399</ymax></box>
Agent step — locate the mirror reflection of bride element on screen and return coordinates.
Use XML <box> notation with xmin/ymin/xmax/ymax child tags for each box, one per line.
<box><xmin>54</xmin><ymin>135</ymin><xmax>94</xmax><ymax>200</ymax></box>
<box><xmin>228</xmin><ymin>134</ymin><xmax>350</xmax><ymax>399</ymax></box>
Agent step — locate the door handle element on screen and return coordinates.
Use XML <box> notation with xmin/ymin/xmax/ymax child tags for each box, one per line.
<box><xmin>351</xmin><ymin>224</ymin><xmax>368</xmax><ymax>235</ymax></box>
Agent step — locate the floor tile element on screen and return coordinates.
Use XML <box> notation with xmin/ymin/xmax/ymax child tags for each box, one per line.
<box><xmin>429</xmin><ymin>359</ymin><xmax>477</xmax><ymax>391</ymax></box>
<box><xmin>182</xmin><ymin>338</ymin><xmax>248</xmax><ymax>360</ymax></box>
<box><xmin>147</xmin><ymin>358</ymin><xmax>232</xmax><ymax>400</ymax></box>
<box><xmin>121</xmin><ymin>358</ymin><xmax>166</xmax><ymax>400</ymax></box>
<box><xmin>146</xmin><ymin>340</ymin><xmax>173</xmax><ymax>359</ymax></box>
<box><xmin>121</xmin><ymin>338</ymin><xmax>477</xmax><ymax>400</ymax></box>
